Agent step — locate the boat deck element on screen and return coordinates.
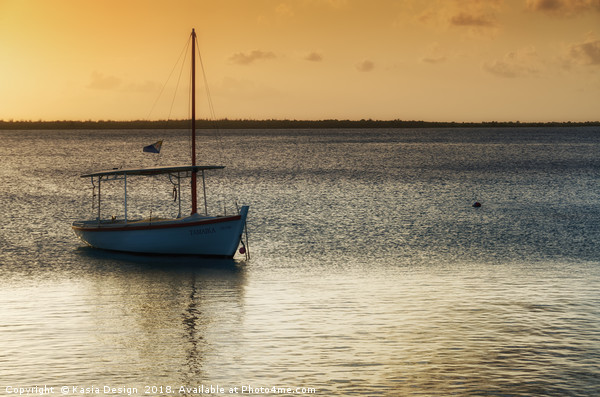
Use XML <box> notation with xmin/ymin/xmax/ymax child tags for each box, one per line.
<box><xmin>72</xmin><ymin>213</ymin><xmax>235</xmax><ymax>230</ymax></box>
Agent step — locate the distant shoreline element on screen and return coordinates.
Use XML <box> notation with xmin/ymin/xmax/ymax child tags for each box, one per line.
<box><xmin>1</xmin><ymin>119</ymin><xmax>599</xmax><ymax>130</ymax></box>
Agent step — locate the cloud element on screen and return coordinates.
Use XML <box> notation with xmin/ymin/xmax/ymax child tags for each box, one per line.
<box><xmin>229</xmin><ymin>50</ymin><xmax>277</xmax><ymax>65</ymax></box>
<box><xmin>450</xmin><ymin>12</ymin><xmax>496</xmax><ymax>27</ymax></box>
<box><xmin>422</xmin><ymin>55</ymin><xmax>447</xmax><ymax>64</ymax></box>
<box><xmin>305</xmin><ymin>52</ymin><xmax>323</xmax><ymax>62</ymax></box>
<box><xmin>420</xmin><ymin>43</ymin><xmax>448</xmax><ymax>64</ymax></box>
<box><xmin>567</xmin><ymin>36</ymin><xmax>600</xmax><ymax>66</ymax></box>
<box><xmin>275</xmin><ymin>3</ymin><xmax>294</xmax><ymax>18</ymax></box>
<box><xmin>526</xmin><ymin>0</ymin><xmax>600</xmax><ymax>16</ymax></box>
<box><xmin>356</xmin><ymin>60</ymin><xmax>375</xmax><ymax>72</ymax></box>
<box><xmin>303</xmin><ymin>0</ymin><xmax>348</xmax><ymax>8</ymax></box>
<box><xmin>88</xmin><ymin>71</ymin><xmax>121</xmax><ymax>90</ymax></box>
<box><xmin>417</xmin><ymin>0</ymin><xmax>501</xmax><ymax>31</ymax></box>
<box><xmin>483</xmin><ymin>60</ymin><xmax>524</xmax><ymax>77</ymax></box>
<box><xmin>87</xmin><ymin>71</ymin><xmax>161</xmax><ymax>93</ymax></box>
<box><xmin>483</xmin><ymin>47</ymin><xmax>541</xmax><ymax>78</ymax></box>
<box><xmin>87</xmin><ymin>71</ymin><xmax>160</xmax><ymax>93</ymax></box>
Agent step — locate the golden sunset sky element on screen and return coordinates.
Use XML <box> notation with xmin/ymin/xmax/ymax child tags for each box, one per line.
<box><xmin>1</xmin><ymin>0</ymin><xmax>599</xmax><ymax>122</ymax></box>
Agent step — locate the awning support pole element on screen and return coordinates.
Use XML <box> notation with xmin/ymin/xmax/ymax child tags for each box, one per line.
<box><xmin>202</xmin><ymin>169</ymin><xmax>208</xmax><ymax>216</ymax></box>
<box><xmin>97</xmin><ymin>176</ymin><xmax>102</xmax><ymax>223</ymax></box>
<box><xmin>124</xmin><ymin>173</ymin><xmax>128</xmax><ymax>223</ymax></box>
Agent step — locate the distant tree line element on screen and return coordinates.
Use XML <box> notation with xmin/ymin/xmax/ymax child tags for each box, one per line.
<box><xmin>0</xmin><ymin>118</ymin><xmax>599</xmax><ymax>130</ymax></box>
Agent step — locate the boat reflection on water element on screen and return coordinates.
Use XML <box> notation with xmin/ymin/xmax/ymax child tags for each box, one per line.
<box><xmin>74</xmin><ymin>245</ymin><xmax>246</xmax><ymax>270</ymax></box>
<box><xmin>74</xmin><ymin>246</ymin><xmax>247</xmax><ymax>383</ymax></box>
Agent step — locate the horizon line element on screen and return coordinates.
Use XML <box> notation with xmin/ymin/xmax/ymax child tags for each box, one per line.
<box><xmin>1</xmin><ymin>118</ymin><xmax>599</xmax><ymax>130</ymax></box>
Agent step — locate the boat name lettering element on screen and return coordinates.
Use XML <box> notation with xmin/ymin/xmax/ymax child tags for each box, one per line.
<box><xmin>189</xmin><ymin>227</ymin><xmax>216</xmax><ymax>236</ymax></box>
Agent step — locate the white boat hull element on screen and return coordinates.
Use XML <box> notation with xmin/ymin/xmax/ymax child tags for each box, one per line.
<box><xmin>72</xmin><ymin>206</ymin><xmax>249</xmax><ymax>258</ymax></box>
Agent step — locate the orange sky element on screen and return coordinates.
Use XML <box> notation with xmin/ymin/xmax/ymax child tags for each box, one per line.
<box><xmin>1</xmin><ymin>0</ymin><xmax>599</xmax><ymax>122</ymax></box>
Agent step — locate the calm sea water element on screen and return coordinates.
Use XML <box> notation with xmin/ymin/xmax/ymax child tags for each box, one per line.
<box><xmin>1</xmin><ymin>127</ymin><xmax>599</xmax><ymax>396</ymax></box>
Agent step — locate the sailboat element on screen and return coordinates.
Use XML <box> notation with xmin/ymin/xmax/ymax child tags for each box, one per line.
<box><xmin>72</xmin><ymin>29</ymin><xmax>250</xmax><ymax>258</ymax></box>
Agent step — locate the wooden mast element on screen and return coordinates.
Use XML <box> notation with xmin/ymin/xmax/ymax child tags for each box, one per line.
<box><xmin>190</xmin><ymin>29</ymin><xmax>198</xmax><ymax>215</ymax></box>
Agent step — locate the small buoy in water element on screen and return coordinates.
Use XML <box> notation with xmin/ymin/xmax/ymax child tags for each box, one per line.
<box><xmin>472</xmin><ymin>202</ymin><xmax>482</xmax><ymax>208</ymax></box>
<box><xmin>239</xmin><ymin>246</ymin><xmax>246</xmax><ymax>254</ymax></box>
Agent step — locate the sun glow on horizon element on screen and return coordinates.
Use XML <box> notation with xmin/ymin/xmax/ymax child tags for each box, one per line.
<box><xmin>1</xmin><ymin>0</ymin><xmax>599</xmax><ymax>123</ymax></box>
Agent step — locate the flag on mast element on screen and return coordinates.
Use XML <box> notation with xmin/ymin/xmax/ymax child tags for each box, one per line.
<box><xmin>143</xmin><ymin>140</ymin><xmax>163</xmax><ymax>153</ymax></box>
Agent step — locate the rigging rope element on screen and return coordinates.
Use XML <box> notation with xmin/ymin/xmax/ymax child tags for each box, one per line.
<box><xmin>142</xmin><ymin>35</ymin><xmax>193</xmax><ymax>220</ymax></box>
<box><xmin>146</xmin><ymin>36</ymin><xmax>192</xmax><ymax>121</ymax></box>
<box><xmin>194</xmin><ymin>37</ymin><xmax>235</xmax><ymax>215</ymax></box>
